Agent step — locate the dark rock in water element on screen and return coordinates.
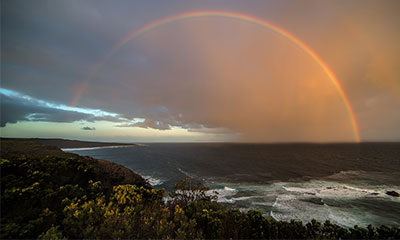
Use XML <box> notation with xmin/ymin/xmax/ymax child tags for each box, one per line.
<box><xmin>386</xmin><ymin>191</ymin><xmax>400</xmax><ymax>197</ymax></box>
<box><xmin>301</xmin><ymin>197</ymin><xmax>324</xmax><ymax>205</ymax></box>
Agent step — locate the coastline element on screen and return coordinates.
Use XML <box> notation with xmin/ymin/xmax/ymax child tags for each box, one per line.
<box><xmin>4</xmin><ymin>137</ymin><xmax>137</xmax><ymax>149</ymax></box>
<box><xmin>61</xmin><ymin>145</ymin><xmax>135</xmax><ymax>151</ymax></box>
<box><xmin>0</xmin><ymin>138</ymin><xmax>150</xmax><ymax>189</ymax></box>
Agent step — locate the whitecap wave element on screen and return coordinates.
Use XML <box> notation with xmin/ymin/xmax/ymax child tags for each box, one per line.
<box><xmin>142</xmin><ymin>175</ymin><xmax>164</xmax><ymax>186</ymax></box>
<box><xmin>177</xmin><ymin>167</ymin><xmax>197</xmax><ymax>178</ymax></box>
<box><xmin>282</xmin><ymin>181</ymin><xmax>398</xmax><ymax>200</ymax></box>
<box><xmin>232</xmin><ymin>195</ymin><xmax>265</xmax><ymax>201</ymax></box>
<box><xmin>62</xmin><ymin>145</ymin><xmax>134</xmax><ymax>151</ymax></box>
<box><xmin>206</xmin><ymin>179</ymin><xmax>399</xmax><ymax>227</ymax></box>
<box><xmin>207</xmin><ymin>187</ymin><xmax>267</xmax><ymax>204</ymax></box>
<box><xmin>329</xmin><ymin>170</ymin><xmax>363</xmax><ymax>177</ymax></box>
<box><xmin>207</xmin><ymin>186</ymin><xmax>238</xmax><ymax>203</ymax></box>
<box><xmin>136</xmin><ymin>143</ymin><xmax>149</xmax><ymax>147</ymax></box>
<box><xmin>271</xmin><ymin>193</ymin><xmax>333</xmax><ymax>224</ymax></box>
<box><xmin>270</xmin><ymin>179</ymin><xmax>400</xmax><ymax>227</ymax></box>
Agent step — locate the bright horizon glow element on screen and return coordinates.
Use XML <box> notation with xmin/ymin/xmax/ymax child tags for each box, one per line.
<box><xmin>71</xmin><ymin>11</ymin><xmax>361</xmax><ymax>142</ymax></box>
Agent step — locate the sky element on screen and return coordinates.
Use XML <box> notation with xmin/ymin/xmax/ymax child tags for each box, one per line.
<box><xmin>1</xmin><ymin>0</ymin><xmax>400</xmax><ymax>143</ymax></box>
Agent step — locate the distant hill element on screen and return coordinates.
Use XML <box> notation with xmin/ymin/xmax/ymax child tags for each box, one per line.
<box><xmin>0</xmin><ymin>137</ymin><xmax>136</xmax><ymax>149</ymax></box>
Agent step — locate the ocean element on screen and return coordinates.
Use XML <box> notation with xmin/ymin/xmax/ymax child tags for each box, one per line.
<box><xmin>64</xmin><ymin>143</ymin><xmax>400</xmax><ymax>228</ymax></box>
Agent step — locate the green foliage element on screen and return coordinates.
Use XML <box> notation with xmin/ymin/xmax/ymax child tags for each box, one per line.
<box><xmin>1</xmin><ymin>151</ymin><xmax>400</xmax><ymax>239</ymax></box>
<box><xmin>38</xmin><ymin>226</ymin><xmax>66</xmax><ymax>240</ymax></box>
<box><xmin>62</xmin><ymin>185</ymin><xmax>173</xmax><ymax>239</ymax></box>
<box><xmin>168</xmin><ymin>177</ymin><xmax>216</xmax><ymax>207</ymax></box>
<box><xmin>1</xmin><ymin>155</ymin><xmax>96</xmax><ymax>239</ymax></box>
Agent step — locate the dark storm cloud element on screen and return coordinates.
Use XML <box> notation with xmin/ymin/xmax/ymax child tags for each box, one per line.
<box><xmin>0</xmin><ymin>91</ymin><xmax>125</xmax><ymax>127</ymax></box>
<box><xmin>0</xmin><ymin>94</ymin><xmax>93</xmax><ymax>127</ymax></box>
<box><xmin>82</xmin><ymin>126</ymin><xmax>96</xmax><ymax>131</ymax></box>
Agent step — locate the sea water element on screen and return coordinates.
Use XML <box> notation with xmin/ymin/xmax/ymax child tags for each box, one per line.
<box><xmin>64</xmin><ymin>143</ymin><xmax>400</xmax><ymax>227</ymax></box>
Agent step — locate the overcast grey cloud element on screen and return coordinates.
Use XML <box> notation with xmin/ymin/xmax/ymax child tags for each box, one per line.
<box><xmin>117</xmin><ymin>119</ymin><xmax>171</xmax><ymax>130</ymax></box>
<box><xmin>82</xmin><ymin>126</ymin><xmax>96</xmax><ymax>130</ymax></box>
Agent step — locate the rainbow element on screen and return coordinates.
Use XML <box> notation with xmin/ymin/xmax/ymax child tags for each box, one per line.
<box><xmin>72</xmin><ymin>11</ymin><xmax>361</xmax><ymax>142</ymax></box>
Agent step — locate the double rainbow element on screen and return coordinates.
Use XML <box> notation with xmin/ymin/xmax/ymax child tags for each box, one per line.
<box><xmin>71</xmin><ymin>11</ymin><xmax>360</xmax><ymax>142</ymax></box>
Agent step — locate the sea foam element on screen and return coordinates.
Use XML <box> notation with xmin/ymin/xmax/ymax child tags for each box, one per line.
<box><xmin>62</xmin><ymin>145</ymin><xmax>133</xmax><ymax>151</ymax></box>
<box><xmin>142</xmin><ymin>175</ymin><xmax>164</xmax><ymax>186</ymax></box>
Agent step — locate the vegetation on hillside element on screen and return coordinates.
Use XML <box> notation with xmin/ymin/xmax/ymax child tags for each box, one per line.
<box><xmin>1</xmin><ymin>137</ymin><xmax>136</xmax><ymax>149</ymax></box>
<box><xmin>1</xmin><ymin>140</ymin><xmax>399</xmax><ymax>239</ymax></box>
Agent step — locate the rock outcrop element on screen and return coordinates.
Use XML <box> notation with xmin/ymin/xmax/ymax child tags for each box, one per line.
<box><xmin>386</xmin><ymin>191</ymin><xmax>400</xmax><ymax>197</ymax></box>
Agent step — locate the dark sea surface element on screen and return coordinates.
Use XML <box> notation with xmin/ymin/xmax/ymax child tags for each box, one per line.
<box><xmin>64</xmin><ymin>143</ymin><xmax>400</xmax><ymax>227</ymax></box>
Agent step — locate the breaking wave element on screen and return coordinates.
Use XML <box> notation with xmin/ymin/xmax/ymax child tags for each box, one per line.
<box><xmin>142</xmin><ymin>175</ymin><xmax>164</xmax><ymax>186</ymax></box>
<box><xmin>62</xmin><ymin>145</ymin><xmax>134</xmax><ymax>151</ymax></box>
<box><xmin>207</xmin><ymin>186</ymin><xmax>238</xmax><ymax>203</ymax></box>
<box><xmin>177</xmin><ymin>167</ymin><xmax>197</xmax><ymax>178</ymax></box>
<box><xmin>203</xmin><ymin>176</ymin><xmax>400</xmax><ymax>228</ymax></box>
